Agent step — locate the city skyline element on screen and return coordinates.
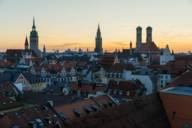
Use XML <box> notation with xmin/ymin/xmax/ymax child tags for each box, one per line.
<box><xmin>0</xmin><ymin>0</ymin><xmax>192</xmax><ymax>52</ymax></box>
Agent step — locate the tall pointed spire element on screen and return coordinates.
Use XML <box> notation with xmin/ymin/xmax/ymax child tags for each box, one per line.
<box><xmin>95</xmin><ymin>24</ymin><xmax>103</xmax><ymax>54</ymax></box>
<box><xmin>30</xmin><ymin>17</ymin><xmax>39</xmax><ymax>56</ymax></box>
<box><xmin>96</xmin><ymin>24</ymin><xmax>101</xmax><ymax>37</ymax></box>
<box><xmin>25</xmin><ymin>35</ymin><xmax>29</xmax><ymax>50</ymax></box>
<box><xmin>43</xmin><ymin>44</ymin><xmax>46</xmax><ymax>57</ymax></box>
<box><xmin>130</xmin><ymin>41</ymin><xmax>133</xmax><ymax>55</ymax></box>
<box><xmin>43</xmin><ymin>44</ymin><xmax>46</xmax><ymax>53</ymax></box>
<box><xmin>32</xmin><ymin>16</ymin><xmax>36</xmax><ymax>30</ymax></box>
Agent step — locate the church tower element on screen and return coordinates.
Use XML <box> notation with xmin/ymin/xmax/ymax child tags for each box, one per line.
<box><xmin>24</xmin><ymin>35</ymin><xmax>29</xmax><ymax>50</ymax></box>
<box><xmin>30</xmin><ymin>17</ymin><xmax>39</xmax><ymax>55</ymax></box>
<box><xmin>95</xmin><ymin>24</ymin><xmax>103</xmax><ymax>54</ymax></box>
<box><xmin>136</xmin><ymin>26</ymin><xmax>142</xmax><ymax>49</ymax></box>
<box><xmin>146</xmin><ymin>26</ymin><xmax>152</xmax><ymax>43</ymax></box>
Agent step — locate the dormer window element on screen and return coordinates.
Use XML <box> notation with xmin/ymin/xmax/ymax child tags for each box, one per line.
<box><xmin>90</xmin><ymin>105</ymin><xmax>99</xmax><ymax>112</ymax></box>
<box><xmin>84</xmin><ymin>106</ymin><xmax>93</xmax><ymax>114</ymax></box>
<box><xmin>73</xmin><ymin>109</ymin><xmax>81</xmax><ymax>117</ymax></box>
<box><xmin>58</xmin><ymin>112</ymin><xmax>67</xmax><ymax>121</ymax></box>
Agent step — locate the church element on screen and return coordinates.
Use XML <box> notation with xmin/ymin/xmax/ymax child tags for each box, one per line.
<box><xmin>27</xmin><ymin>17</ymin><xmax>42</xmax><ymax>57</ymax></box>
<box><xmin>6</xmin><ymin>18</ymin><xmax>46</xmax><ymax>63</ymax></box>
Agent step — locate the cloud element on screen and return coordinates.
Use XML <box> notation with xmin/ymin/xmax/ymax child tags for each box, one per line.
<box><xmin>48</xmin><ymin>42</ymin><xmax>80</xmax><ymax>48</ymax></box>
<box><xmin>109</xmin><ymin>41</ymin><xmax>129</xmax><ymax>46</ymax></box>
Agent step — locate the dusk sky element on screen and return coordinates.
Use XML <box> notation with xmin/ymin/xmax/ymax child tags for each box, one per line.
<box><xmin>0</xmin><ymin>0</ymin><xmax>192</xmax><ymax>52</ymax></box>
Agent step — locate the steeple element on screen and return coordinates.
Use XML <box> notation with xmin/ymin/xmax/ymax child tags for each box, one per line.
<box><xmin>43</xmin><ymin>44</ymin><xmax>46</xmax><ymax>58</ymax></box>
<box><xmin>43</xmin><ymin>44</ymin><xmax>46</xmax><ymax>53</ymax></box>
<box><xmin>96</xmin><ymin>24</ymin><xmax>101</xmax><ymax>37</ymax></box>
<box><xmin>130</xmin><ymin>41</ymin><xmax>133</xmax><ymax>55</ymax></box>
<box><xmin>25</xmin><ymin>35</ymin><xmax>29</xmax><ymax>50</ymax></box>
<box><xmin>32</xmin><ymin>17</ymin><xmax>36</xmax><ymax>30</ymax></box>
<box><xmin>172</xmin><ymin>50</ymin><xmax>174</xmax><ymax>55</ymax></box>
<box><xmin>30</xmin><ymin>17</ymin><xmax>40</xmax><ymax>56</ymax></box>
<box><xmin>95</xmin><ymin>24</ymin><xmax>103</xmax><ymax>54</ymax></box>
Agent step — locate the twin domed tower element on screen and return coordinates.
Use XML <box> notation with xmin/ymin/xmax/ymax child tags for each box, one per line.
<box><xmin>24</xmin><ymin>17</ymin><xmax>44</xmax><ymax>57</ymax></box>
<box><xmin>136</xmin><ymin>26</ymin><xmax>153</xmax><ymax>49</ymax></box>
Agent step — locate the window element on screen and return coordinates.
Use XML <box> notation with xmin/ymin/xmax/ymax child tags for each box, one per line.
<box><xmin>161</xmin><ymin>80</ymin><xmax>164</xmax><ymax>84</ymax></box>
<box><xmin>127</xmin><ymin>91</ymin><xmax>130</xmax><ymax>96</ymax></box>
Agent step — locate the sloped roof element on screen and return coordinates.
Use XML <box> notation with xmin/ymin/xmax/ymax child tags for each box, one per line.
<box><xmin>139</xmin><ymin>42</ymin><xmax>160</xmax><ymax>52</ymax></box>
<box><xmin>32</xmin><ymin>61</ymin><xmax>76</xmax><ymax>74</ymax></box>
<box><xmin>103</xmin><ymin>63</ymin><xmax>134</xmax><ymax>72</ymax></box>
<box><xmin>108</xmin><ymin>80</ymin><xmax>144</xmax><ymax>91</ymax></box>
<box><xmin>71</xmin><ymin>83</ymin><xmax>105</xmax><ymax>93</ymax></box>
<box><xmin>0</xmin><ymin>96</ymin><xmax>23</xmax><ymax>111</ymax></box>
<box><xmin>0</xmin><ymin>104</ymin><xmax>63</xmax><ymax>128</ymax></box>
<box><xmin>6</xmin><ymin>49</ymin><xmax>37</xmax><ymax>57</ymax></box>
<box><xmin>100</xmin><ymin>55</ymin><xmax>115</xmax><ymax>65</ymax></box>
<box><xmin>55</xmin><ymin>95</ymin><xmax>115</xmax><ymax>121</ymax></box>
<box><xmin>0</xmin><ymin>60</ymin><xmax>15</xmax><ymax>68</ymax></box>
<box><xmin>169</xmin><ymin>71</ymin><xmax>192</xmax><ymax>87</ymax></box>
<box><xmin>67</xmin><ymin>94</ymin><xmax>170</xmax><ymax>128</ymax></box>
<box><xmin>0</xmin><ymin>81</ymin><xmax>21</xmax><ymax>96</ymax></box>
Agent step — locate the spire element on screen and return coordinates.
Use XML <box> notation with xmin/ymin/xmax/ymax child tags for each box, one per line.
<box><xmin>43</xmin><ymin>44</ymin><xmax>46</xmax><ymax>53</ymax></box>
<box><xmin>130</xmin><ymin>41</ymin><xmax>133</xmax><ymax>55</ymax></box>
<box><xmin>32</xmin><ymin>17</ymin><xmax>36</xmax><ymax>30</ymax></box>
<box><xmin>172</xmin><ymin>50</ymin><xmax>174</xmax><ymax>55</ymax></box>
<box><xmin>130</xmin><ymin>41</ymin><xmax>132</xmax><ymax>49</ymax></box>
<box><xmin>166</xmin><ymin>44</ymin><xmax>169</xmax><ymax>49</ymax></box>
<box><xmin>25</xmin><ymin>35</ymin><xmax>29</xmax><ymax>50</ymax></box>
<box><xmin>95</xmin><ymin>24</ymin><xmax>103</xmax><ymax>54</ymax></box>
<box><xmin>96</xmin><ymin>24</ymin><xmax>101</xmax><ymax>37</ymax></box>
<box><xmin>97</xmin><ymin>24</ymin><xmax>100</xmax><ymax>31</ymax></box>
<box><xmin>25</xmin><ymin>35</ymin><xmax>28</xmax><ymax>45</ymax></box>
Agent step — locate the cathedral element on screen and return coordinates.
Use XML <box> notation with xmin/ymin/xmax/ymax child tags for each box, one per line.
<box><xmin>136</xmin><ymin>26</ymin><xmax>160</xmax><ymax>54</ymax></box>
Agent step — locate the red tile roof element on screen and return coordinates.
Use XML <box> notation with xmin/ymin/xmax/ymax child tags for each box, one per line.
<box><xmin>0</xmin><ymin>81</ymin><xmax>21</xmax><ymax>97</ymax></box>
<box><xmin>55</xmin><ymin>99</ymin><xmax>97</xmax><ymax>120</ymax></box>
<box><xmin>0</xmin><ymin>105</ymin><xmax>63</xmax><ymax>128</ymax></box>
<box><xmin>0</xmin><ymin>96</ymin><xmax>23</xmax><ymax>111</ymax></box>
<box><xmin>139</xmin><ymin>42</ymin><xmax>160</xmax><ymax>52</ymax></box>
<box><xmin>108</xmin><ymin>80</ymin><xmax>143</xmax><ymax>91</ymax></box>
<box><xmin>55</xmin><ymin>95</ymin><xmax>115</xmax><ymax>121</ymax></box>
<box><xmin>103</xmin><ymin>63</ymin><xmax>134</xmax><ymax>72</ymax></box>
<box><xmin>33</xmin><ymin>61</ymin><xmax>76</xmax><ymax>73</ymax></box>
<box><xmin>169</xmin><ymin>71</ymin><xmax>192</xmax><ymax>87</ymax></box>
<box><xmin>149</xmin><ymin>57</ymin><xmax>192</xmax><ymax>77</ymax></box>
<box><xmin>71</xmin><ymin>83</ymin><xmax>105</xmax><ymax>93</ymax></box>
<box><xmin>100</xmin><ymin>55</ymin><xmax>115</xmax><ymax>65</ymax></box>
<box><xmin>0</xmin><ymin>60</ymin><xmax>15</xmax><ymax>68</ymax></box>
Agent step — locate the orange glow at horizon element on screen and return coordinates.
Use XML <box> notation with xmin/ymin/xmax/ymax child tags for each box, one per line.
<box><xmin>0</xmin><ymin>0</ymin><xmax>192</xmax><ymax>53</ymax></box>
<box><xmin>1</xmin><ymin>36</ymin><xmax>192</xmax><ymax>53</ymax></box>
